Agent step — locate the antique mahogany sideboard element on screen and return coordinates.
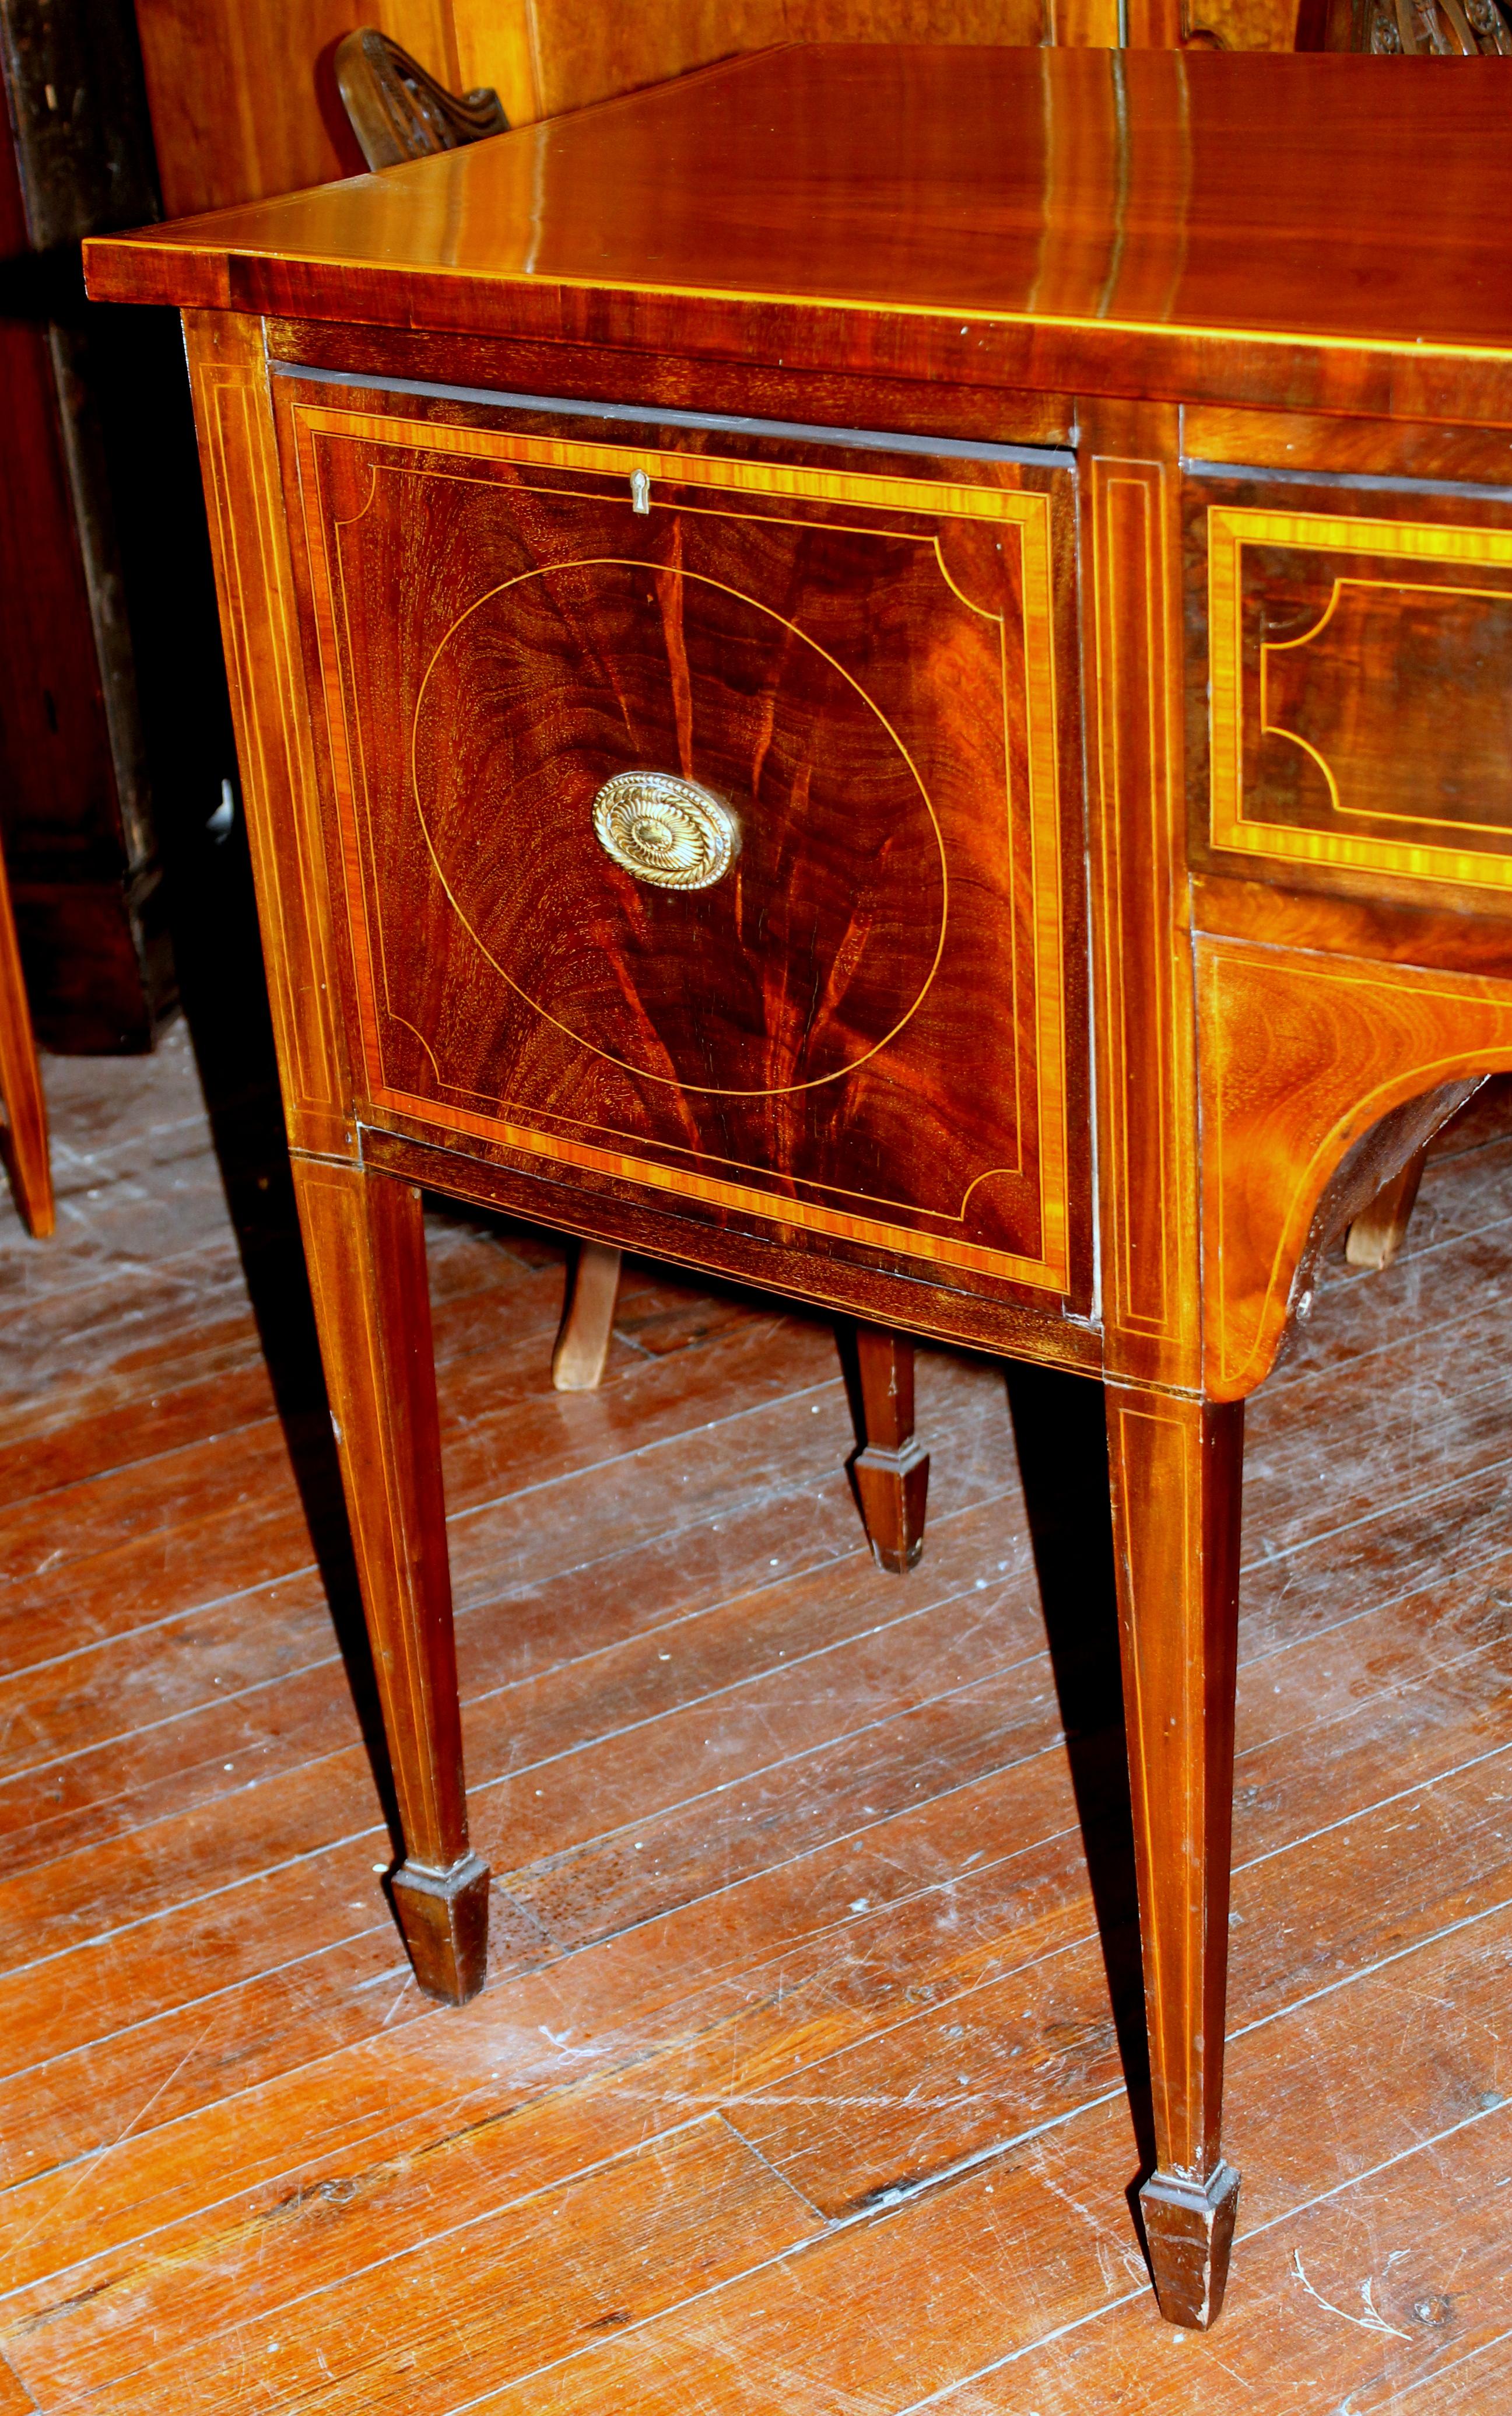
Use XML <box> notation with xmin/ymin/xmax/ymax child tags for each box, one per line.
<box><xmin>87</xmin><ymin>48</ymin><xmax>1512</xmax><ymax>2330</ymax></box>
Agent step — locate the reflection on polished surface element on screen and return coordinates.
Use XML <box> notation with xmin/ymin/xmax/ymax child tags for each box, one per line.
<box><xmin>79</xmin><ymin>38</ymin><xmax>1512</xmax><ymax>2340</ymax></box>
<box><xmin>92</xmin><ymin>47</ymin><xmax>1512</xmax><ymax>354</ymax></box>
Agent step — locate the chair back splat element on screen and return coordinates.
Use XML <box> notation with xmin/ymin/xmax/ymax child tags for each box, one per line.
<box><xmin>334</xmin><ymin>28</ymin><xmax>507</xmax><ymax>170</ymax></box>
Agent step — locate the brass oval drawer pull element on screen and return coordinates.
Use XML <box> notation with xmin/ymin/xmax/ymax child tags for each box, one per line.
<box><xmin>591</xmin><ymin>771</ymin><xmax>737</xmax><ymax>890</ymax></box>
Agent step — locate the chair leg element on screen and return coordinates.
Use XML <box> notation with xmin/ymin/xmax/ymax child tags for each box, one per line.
<box><xmin>0</xmin><ymin>853</ymin><xmax>52</xmax><ymax>1238</ymax></box>
<box><xmin>851</xmin><ymin>1323</ymin><xmax>931</xmax><ymax>1573</ymax></box>
<box><xmin>552</xmin><ymin>1239</ymin><xmax>622</xmax><ymax>1391</ymax></box>
<box><xmin>292</xmin><ymin>1156</ymin><xmax>487</xmax><ymax>2004</ymax></box>
<box><xmin>1345</xmin><ymin>1142</ymin><xmax>1427</xmax><ymax>1271</ymax></box>
<box><xmin>1106</xmin><ymin>1382</ymin><xmax>1244</xmax><ymax>2329</ymax></box>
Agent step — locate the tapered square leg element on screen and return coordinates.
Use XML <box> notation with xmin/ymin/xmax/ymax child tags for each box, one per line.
<box><xmin>391</xmin><ymin>1852</ymin><xmax>490</xmax><ymax>2002</ymax></box>
<box><xmin>0</xmin><ymin>853</ymin><xmax>52</xmax><ymax>1239</ymax></box>
<box><xmin>1106</xmin><ymin>1384</ymin><xmax>1244</xmax><ymax>2327</ymax></box>
<box><xmin>1141</xmin><ymin>2163</ymin><xmax>1241</xmax><ymax>2331</ymax></box>
<box><xmin>851</xmin><ymin>1325</ymin><xmax>930</xmax><ymax>1573</ymax></box>
<box><xmin>293</xmin><ymin>1157</ymin><xmax>488</xmax><ymax>2004</ymax></box>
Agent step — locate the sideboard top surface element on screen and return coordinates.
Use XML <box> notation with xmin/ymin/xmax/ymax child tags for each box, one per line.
<box><xmin>85</xmin><ymin>47</ymin><xmax>1512</xmax><ymax>390</ymax></box>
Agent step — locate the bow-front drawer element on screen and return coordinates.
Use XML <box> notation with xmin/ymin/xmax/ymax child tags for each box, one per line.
<box><xmin>281</xmin><ymin>383</ymin><xmax>1087</xmax><ymax>1314</ymax></box>
<box><xmin>1189</xmin><ymin>458</ymin><xmax>1512</xmax><ymax>908</ymax></box>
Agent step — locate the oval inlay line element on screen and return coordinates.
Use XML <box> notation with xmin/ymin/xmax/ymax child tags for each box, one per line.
<box><xmin>407</xmin><ymin>556</ymin><xmax>949</xmax><ymax>1098</ymax></box>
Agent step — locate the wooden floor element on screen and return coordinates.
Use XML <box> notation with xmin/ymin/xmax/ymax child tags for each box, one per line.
<box><xmin>1</xmin><ymin>1024</ymin><xmax>1510</xmax><ymax>2414</ymax></box>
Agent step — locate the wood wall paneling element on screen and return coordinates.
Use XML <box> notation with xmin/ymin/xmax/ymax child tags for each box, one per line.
<box><xmin>134</xmin><ymin>0</ymin><xmax>1304</xmax><ymax>223</ymax></box>
<box><xmin>134</xmin><ymin>0</ymin><xmax>464</xmax><ymax>216</ymax></box>
<box><xmin>455</xmin><ymin>2</ymin><xmax>1046</xmax><ymax>125</ymax></box>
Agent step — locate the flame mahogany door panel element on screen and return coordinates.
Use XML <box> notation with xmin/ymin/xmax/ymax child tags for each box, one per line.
<box><xmin>279</xmin><ymin>386</ymin><xmax>1090</xmax><ymax>1327</ymax></box>
<box><xmin>280</xmin><ymin>398</ymin><xmax>1082</xmax><ymax>1343</ymax></box>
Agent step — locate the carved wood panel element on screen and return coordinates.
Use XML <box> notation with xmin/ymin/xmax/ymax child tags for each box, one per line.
<box><xmin>285</xmin><ymin>399</ymin><xmax>1082</xmax><ymax>1302</ymax></box>
<box><xmin>1208</xmin><ymin>502</ymin><xmax>1512</xmax><ymax>897</ymax></box>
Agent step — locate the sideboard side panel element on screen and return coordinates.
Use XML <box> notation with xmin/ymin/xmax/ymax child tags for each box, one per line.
<box><xmin>182</xmin><ymin>308</ymin><xmax>352</xmax><ymax>1161</ymax></box>
<box><xmin>1197</xmin><ymin>937</ymin><xmax>1512</xmax><ymax>1399</ymax></box>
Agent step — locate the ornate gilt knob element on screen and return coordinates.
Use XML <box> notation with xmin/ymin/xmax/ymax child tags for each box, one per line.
<box><xmin>591</xmin><ymin>771</ymin><xmax>737</xmax><ymax>890</ymax></box>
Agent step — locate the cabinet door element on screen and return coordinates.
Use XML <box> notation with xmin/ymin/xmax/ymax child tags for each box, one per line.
<box><xmin>286</xmin><ymin>391</ymin><xmax>1087</xmax><ymax>1313</ymax></box>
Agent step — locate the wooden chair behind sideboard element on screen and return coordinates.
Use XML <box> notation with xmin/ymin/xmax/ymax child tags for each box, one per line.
<box><xmin>333</xmin><ymin>24</ymin><xmax>506</xmax><ymax>164</ymax></box>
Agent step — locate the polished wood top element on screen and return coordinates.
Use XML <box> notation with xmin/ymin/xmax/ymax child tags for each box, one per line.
<box><xmin>86</xmin><ymin>47</ymin><xmax>1512</xmax><ymax>381</ymax></box>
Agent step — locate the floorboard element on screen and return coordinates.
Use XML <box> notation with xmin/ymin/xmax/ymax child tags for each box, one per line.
<box><xmin>0</xmin><ymin>1028</ymin><xmax>1507</xmax><ymax>2413</ymax></box>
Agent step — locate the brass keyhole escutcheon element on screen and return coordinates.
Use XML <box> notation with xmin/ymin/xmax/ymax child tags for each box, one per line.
<box><xmin>591</xmin><ymin>771</ymin><xmax>738</xmax><ymax>890</ymax></box>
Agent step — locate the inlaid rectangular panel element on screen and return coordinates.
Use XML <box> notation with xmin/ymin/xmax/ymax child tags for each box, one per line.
<box><xmin>1208</xmin><ymin>503</ymin><xmax>1512</xmax><ymax>895</ymax></box>
<box><xmin>286</xmin><ymin>400</ymin><xmax>1078</xmax><ymax>1297</ymax></box>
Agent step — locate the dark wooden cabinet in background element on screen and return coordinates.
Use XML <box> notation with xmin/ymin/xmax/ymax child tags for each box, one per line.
<box><xmin>0</xmin><ymin>0</ymin><xmax>187</xmax><ymax>1048</ymax></box>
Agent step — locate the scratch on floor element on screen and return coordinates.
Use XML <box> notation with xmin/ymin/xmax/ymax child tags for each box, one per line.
<box><xmin>1290</xmin><ymin>2250</ymin><xmax>1411</xmax><ymax>2340</ymax></box>
<box><xmin>0</xmin><ymin>2012</ymin><xmax>219</xmax><ymax>2289</ymax></box>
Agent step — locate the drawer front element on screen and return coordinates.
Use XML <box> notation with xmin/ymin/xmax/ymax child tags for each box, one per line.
<box><xmin>287</xmin><ymin>397</ymin><xmax>1082</xmax><ymax>1303</ymax></box>
<box><xmin>1204</xmin><ymin>494</ymin><xmax>1512</xmax><ymax>899</ymax></box>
